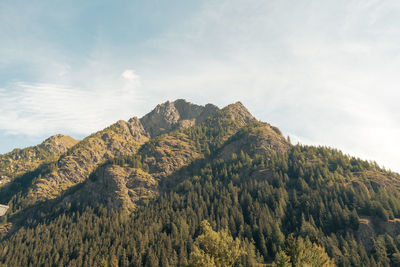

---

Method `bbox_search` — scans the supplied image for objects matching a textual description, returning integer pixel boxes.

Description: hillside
[0,100,400,266]
[0,134,79,187]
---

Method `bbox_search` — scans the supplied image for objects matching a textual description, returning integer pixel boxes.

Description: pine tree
[274,235,335,267]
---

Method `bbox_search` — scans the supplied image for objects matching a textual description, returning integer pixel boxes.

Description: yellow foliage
[188,220,246,267]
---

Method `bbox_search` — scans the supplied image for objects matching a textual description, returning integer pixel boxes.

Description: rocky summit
[140,99,219,137]
[0,100,400,267]
[0,134,79,187]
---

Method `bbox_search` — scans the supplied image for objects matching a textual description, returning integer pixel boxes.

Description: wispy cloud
[0,69,145,136]
[135,0,400,171]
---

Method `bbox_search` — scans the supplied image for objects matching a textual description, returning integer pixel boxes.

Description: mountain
[0,134,78,186]
[140,99,219,137]
[0,99,400,266]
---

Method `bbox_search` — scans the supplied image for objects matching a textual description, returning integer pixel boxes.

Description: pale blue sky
[1,0,400,171]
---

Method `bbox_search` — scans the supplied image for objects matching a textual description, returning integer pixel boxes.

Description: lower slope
[2,145,400,266]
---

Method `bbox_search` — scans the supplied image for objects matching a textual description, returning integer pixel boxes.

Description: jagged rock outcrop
[64,165,157,212]
[40,134,79,154]
[142,132,203,177]
[140,99,219,137]
[140,101,259,178]
[0,134,78,186]
[222,101,255,125]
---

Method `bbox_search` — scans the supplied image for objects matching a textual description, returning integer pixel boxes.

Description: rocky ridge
[140,99,219,137]
[59,100,275,211]
[0,134,78,187]
[2,100,246,213]
[27,118,150,203]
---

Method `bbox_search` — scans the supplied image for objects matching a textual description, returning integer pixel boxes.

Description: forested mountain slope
[0,100,400,266]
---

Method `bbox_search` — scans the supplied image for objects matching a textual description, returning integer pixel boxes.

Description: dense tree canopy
[188,220,247,267]
[0,144,400,266]
[274,234,335,267]
[1,109,400,267]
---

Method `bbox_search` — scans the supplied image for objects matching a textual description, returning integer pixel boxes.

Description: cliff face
[140,99,219,137]
[64,165,158,212]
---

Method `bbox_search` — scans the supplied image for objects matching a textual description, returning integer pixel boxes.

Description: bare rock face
[5,99,219,208]
[0,134,79,186]
[39,134,79,154]
[0,204,9,216]
[127,117,150,141]
[222,101,255,125]
[142,133,204,178]
[218,103,291,158]
[173,99,206,120]
[65,165,158,212]
[140,99,219,137]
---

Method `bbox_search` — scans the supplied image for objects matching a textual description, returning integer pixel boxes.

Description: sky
[1,0,400,172]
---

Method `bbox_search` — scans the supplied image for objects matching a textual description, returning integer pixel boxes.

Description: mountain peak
[0,134,79,186]
[222,101,255,125]
[39,134,79,155]
[140,99,219,137]
[42,134,78,147]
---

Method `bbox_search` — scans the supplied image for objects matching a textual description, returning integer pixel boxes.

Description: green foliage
[0,161,57,214]
[188,220,247,267]
[105,154,149,172]
[275,235,335,267]
[274,251,291,267]
[0,146,57,180]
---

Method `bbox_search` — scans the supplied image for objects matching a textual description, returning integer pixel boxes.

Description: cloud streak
[135,0,400,171]
[0,70,145,136]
